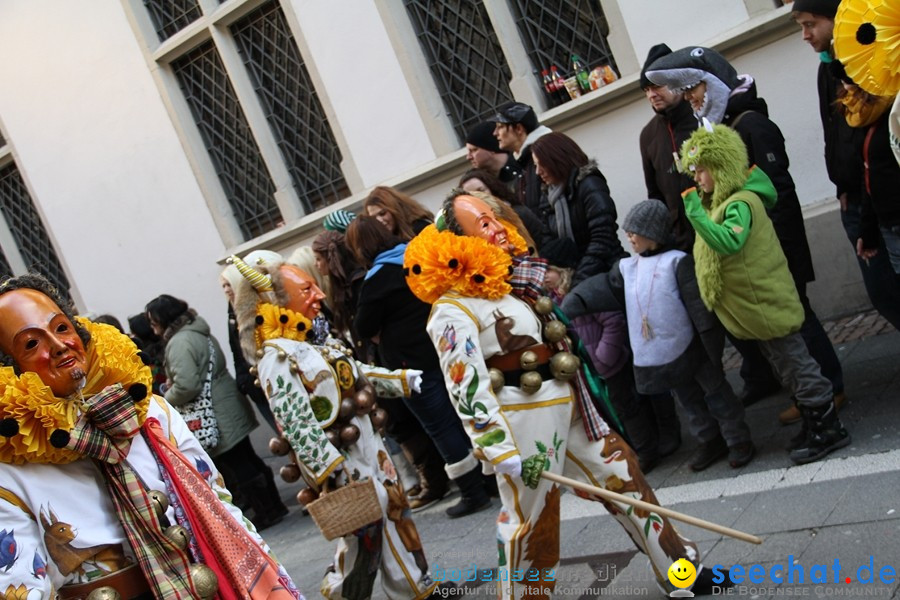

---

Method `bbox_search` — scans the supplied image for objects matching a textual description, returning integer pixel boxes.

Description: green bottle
[572,54,590,92]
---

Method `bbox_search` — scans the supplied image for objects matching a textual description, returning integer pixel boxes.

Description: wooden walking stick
[541,471,762,545]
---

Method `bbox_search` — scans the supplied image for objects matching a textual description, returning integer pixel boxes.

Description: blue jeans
[841,202,900,329]
[880,224,900,275]
[403,369,473,466]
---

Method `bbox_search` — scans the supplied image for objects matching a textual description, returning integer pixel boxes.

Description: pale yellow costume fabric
[256,339,435,600]
[428,292,700,599]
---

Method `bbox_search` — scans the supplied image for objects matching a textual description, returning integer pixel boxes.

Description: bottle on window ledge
[572,54,591,93]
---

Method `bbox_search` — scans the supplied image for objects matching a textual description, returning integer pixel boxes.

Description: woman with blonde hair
[364,186,433,241]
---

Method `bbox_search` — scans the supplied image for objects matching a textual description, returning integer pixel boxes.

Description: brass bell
[268,437,291,456]
[148,489,169,518]
[289,361,300,374]
[280,463,301,483]
[164,524,191,550]
[533,296,554,316]
[248,366,258,376]
[550,352,580,382]
[488,368,505,392]
[519,371,542,394]
[519,350,539,371]
[86,586,121,600]
[255,348,265,359]
[277,349,287,361]
[543,320,567,344]
[189,563,220,600]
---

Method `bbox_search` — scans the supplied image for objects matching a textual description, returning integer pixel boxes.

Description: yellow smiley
[667,558,697,589]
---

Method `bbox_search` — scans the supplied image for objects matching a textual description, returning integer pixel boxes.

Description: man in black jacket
[464,121,522,186]
[792,0,900,332]
[638,43,700,254]
[493,101,552,221]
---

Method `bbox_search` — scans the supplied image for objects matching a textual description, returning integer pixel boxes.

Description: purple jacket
[570,311,629,378]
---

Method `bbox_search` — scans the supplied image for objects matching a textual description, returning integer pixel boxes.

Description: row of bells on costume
[265,363,388,508]
[489,298,580,394]
[81,492,220,600]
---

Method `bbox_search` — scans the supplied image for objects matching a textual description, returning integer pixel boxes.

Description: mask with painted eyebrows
[452,195,513,253]
[0,288,87,396]
[279,265,326,319]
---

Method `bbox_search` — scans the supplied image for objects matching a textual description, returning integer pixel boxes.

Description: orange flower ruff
[0,319,152,465]
[404,224,513,304]
[499,219,529,257]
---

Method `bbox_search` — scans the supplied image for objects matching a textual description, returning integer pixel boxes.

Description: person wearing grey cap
[492,101,552,218]
[564,199,755,472]
[464,121,521,185]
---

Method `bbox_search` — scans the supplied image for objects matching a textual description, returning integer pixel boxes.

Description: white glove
[405,369,423,395]
[493,455,522,478]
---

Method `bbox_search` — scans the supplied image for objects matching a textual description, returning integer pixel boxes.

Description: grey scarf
[547,183,573,241]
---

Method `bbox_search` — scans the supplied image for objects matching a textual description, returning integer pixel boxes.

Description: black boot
[246,471,289,531]
[445,467,492,519]
[789,402,851,464]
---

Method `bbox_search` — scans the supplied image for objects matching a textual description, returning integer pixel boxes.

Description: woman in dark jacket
[145,294,287,530]
[531,132,628,286]
[346,216,493,518]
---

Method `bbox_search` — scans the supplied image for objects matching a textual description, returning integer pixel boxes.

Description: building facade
[0,0,867,349]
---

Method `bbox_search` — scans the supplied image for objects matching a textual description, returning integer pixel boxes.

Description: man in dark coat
[646,46,845,410]
[492,102,552,225]
[792,0,900,332]
[464,121,522,186]
[638,43,702,253]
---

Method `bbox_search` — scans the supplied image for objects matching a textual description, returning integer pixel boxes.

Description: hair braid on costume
[0,273,91,371]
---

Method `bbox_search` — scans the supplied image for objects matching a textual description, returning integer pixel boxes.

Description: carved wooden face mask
[0,288,87,396]
[453,195,513,253]
[279,265,326,320]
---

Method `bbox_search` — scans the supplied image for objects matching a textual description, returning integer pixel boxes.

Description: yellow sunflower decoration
[404,224,513,304]
[254,302,313,347]
[834,0,900,96]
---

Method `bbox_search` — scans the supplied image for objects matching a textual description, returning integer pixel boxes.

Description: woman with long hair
[145,294,288,530]
[363,186,433,241]
[346,216,493,518]
[531,132,627,287]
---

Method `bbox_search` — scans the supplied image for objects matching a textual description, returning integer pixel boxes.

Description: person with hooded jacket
[645,46,845,413]
[145,294,288,530]
[676,124,850,465]
[531,131,628,287]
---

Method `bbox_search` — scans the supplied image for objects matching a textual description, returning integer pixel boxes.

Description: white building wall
[0,1,230,346]
[286,0,437,188]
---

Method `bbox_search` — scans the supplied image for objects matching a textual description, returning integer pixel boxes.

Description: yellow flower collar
[403,223,517,304]
[254,303,312,348]
[0,319,153,465]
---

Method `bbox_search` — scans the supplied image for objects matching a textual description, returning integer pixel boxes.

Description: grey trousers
[759,332,833,409]
[673,357,751,446]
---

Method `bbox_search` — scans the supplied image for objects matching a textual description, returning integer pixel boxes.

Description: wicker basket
[307,479,382,540]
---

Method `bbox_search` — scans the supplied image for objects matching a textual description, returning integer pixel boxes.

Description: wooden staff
[541,471,762,545]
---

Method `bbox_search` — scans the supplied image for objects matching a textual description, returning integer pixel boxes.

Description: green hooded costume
[680,124,803,341]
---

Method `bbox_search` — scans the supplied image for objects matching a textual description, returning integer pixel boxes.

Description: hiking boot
[787,420,809,451]
[689,436,728,472]
[780,392,845,426]
[727,441,755,468]
[405,484,423,499]
[789,402,851,465]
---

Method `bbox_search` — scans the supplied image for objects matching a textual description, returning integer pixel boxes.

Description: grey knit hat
[623,200,670,245]
[323,209,356,233]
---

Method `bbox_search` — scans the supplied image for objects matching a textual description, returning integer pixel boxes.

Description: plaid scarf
[75,384,198,598]
[71,385,299,599]
[509,256,618,441]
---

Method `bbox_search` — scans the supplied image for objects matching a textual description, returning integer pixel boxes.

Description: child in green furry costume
[679,124,850,465]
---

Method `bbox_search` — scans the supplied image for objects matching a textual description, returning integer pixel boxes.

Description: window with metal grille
[0,248,12,281]
[509,0,617,88]
[0,163,72,300]
[232,1,348,215]
[143,0,203,42]
[404,0,514,142]
[172,41,282,240]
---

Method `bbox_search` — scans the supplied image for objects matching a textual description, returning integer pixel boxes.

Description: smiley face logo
[667,559,697,589]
